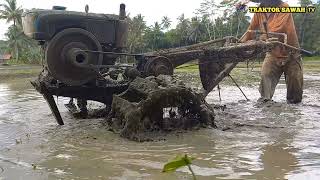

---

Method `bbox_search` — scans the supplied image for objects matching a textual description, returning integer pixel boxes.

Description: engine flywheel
[45,28,103,86]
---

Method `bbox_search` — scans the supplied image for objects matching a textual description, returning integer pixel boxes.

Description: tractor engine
[22,4,129,86]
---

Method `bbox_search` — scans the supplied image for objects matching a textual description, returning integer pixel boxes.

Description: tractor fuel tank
[22,4,128,49]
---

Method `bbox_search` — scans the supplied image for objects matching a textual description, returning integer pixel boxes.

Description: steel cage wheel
[144,56,173,76]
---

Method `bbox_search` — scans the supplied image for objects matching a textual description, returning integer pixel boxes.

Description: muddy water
[0,73,320,180]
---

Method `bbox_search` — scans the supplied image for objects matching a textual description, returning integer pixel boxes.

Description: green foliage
[303,56,320,61]
[0,0,41,64]
[294,1,320,52]
[162,154,194,172]
[127,0,251,54]
[0,0,23,26]
[161,16,171,30]
[126,0,319,55]
[0,40,7,54]
[127,14,147,53]
[144,22,166,50]
[163,154,197,179]
[4,25,41,64]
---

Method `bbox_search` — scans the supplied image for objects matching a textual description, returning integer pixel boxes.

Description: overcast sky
[0,0,306,40]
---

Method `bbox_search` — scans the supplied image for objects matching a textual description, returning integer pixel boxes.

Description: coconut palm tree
[0,0,25,61]
[0,0,23,26]
[5,25,35,61]
[161,16,171,30]
[176,14,191,46]
[188,17,203,43]
[5,25,23,61]
[127,14,147,54]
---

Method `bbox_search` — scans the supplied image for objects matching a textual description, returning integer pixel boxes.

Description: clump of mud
[106,75,216,141]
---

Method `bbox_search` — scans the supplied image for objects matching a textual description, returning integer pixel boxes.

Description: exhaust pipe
[119,3,126,20]
[116,4,128,49]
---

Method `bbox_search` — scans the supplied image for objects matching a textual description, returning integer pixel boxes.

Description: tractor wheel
[144,56,173,76]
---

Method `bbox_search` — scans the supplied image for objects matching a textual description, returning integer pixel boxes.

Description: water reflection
[253,141,298,179]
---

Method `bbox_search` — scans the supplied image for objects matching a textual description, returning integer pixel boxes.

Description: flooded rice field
[0,70,320,180]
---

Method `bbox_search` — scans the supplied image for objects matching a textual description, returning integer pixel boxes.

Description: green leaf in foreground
[162,154,195,172]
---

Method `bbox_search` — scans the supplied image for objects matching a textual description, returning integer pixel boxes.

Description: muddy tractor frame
[22,4,311,125]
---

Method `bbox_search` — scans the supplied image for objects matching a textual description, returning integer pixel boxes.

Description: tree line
[0,0,319,64]
[127,0,320,54]
[0,0,41,63]
[127,0,251,53]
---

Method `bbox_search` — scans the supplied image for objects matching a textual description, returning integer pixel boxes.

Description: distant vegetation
[126,0,250,53]
[0,40,7,54]
[0,0,41,64]
[0,0,319,64]
[127,0,320,54]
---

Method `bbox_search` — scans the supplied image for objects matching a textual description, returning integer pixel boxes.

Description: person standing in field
[241,0,303,103]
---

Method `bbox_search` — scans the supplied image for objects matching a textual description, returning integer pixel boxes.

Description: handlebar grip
[301,49,314,56]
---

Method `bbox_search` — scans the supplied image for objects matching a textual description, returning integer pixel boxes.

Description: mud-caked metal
[22,4,129,85]
[22,4,130,125]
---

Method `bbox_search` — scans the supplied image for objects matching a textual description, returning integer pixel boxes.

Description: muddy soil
[0,69,320,179]
[107,75,215,141]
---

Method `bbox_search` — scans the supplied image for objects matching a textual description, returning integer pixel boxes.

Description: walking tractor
[22,4,311,127]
